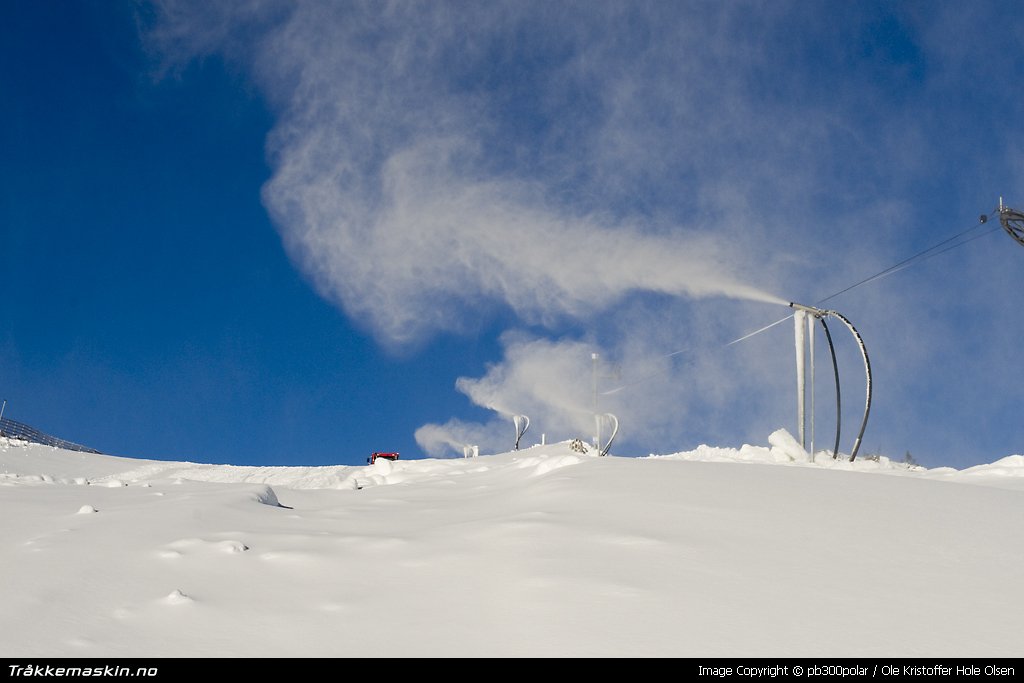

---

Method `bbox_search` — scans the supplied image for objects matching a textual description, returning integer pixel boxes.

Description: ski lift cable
[828,224,1002,295]
[814,214,998,307]
[601,208,1002,396]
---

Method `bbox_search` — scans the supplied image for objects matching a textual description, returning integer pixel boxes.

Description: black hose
[826,311,873,462]
[818,317,842,460]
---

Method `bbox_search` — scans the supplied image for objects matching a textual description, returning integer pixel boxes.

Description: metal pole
[592,353,600,449]
[794,311,807,449]
[809,319,815,461]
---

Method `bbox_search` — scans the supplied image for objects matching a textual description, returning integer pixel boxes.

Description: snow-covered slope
[2,433,1022,657]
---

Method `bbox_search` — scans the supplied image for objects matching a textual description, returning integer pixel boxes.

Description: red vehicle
[368,452,400,465]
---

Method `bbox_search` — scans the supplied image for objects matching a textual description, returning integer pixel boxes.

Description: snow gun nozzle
[789,301,827,318]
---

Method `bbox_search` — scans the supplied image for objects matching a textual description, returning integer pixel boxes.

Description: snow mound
[767,428,811,462]
[248,485,280,507]
[649,429,933,475]
[164,538,249,555]
[76,505,98,514]
[162,589,193,605]
[960,454,1024,477]
[516,454,583,477]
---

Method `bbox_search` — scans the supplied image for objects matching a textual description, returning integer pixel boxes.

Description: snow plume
[416,336,597,456]
[415,317,788,457]
[413,419,506,459]
[146,1,786,350]
[267,149,784,347]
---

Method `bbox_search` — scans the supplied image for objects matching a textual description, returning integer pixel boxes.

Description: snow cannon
[789,301,872,463]
[789,301,826,317]
[513,414,530,451]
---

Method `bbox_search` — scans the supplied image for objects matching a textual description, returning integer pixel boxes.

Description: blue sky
[2,1,1022,467]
